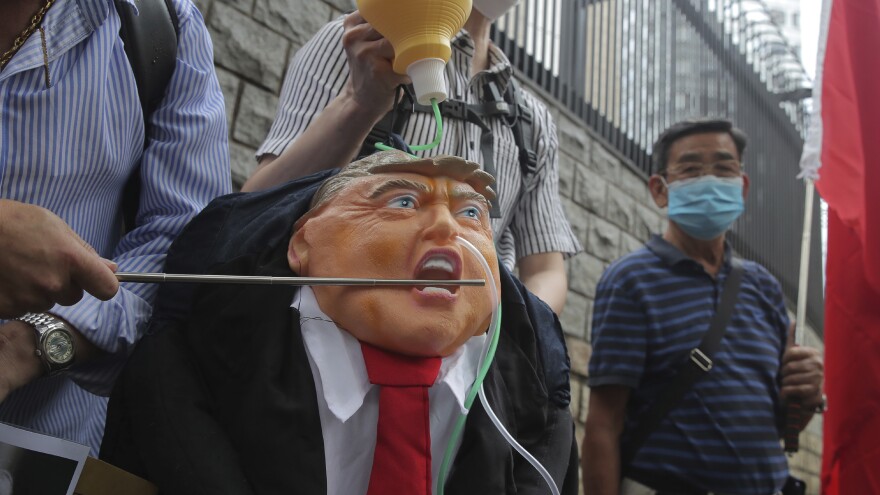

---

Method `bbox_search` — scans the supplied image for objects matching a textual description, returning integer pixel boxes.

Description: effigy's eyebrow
[368,179,431,199]
[450,189,491,209]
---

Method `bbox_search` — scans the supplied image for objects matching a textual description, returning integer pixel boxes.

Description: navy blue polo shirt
[588,235,790,495]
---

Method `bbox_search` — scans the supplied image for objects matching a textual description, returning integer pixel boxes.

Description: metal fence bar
[491,0,821,330]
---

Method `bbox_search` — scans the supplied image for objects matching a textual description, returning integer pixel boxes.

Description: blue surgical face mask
[664,175,745,240]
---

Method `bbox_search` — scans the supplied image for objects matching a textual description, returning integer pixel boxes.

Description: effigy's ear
[287,223,310,276]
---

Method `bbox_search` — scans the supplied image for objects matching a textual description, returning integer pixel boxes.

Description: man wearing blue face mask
[581,119,825,495]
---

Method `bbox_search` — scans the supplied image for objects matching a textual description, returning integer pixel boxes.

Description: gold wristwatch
[16,313,76,376]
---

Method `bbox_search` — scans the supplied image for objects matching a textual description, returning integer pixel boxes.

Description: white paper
[0,422,89,495]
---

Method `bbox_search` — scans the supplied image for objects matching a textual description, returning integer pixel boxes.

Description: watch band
[16,312,76,376]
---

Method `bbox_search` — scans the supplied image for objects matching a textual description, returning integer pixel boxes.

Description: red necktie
[360,342,442,495]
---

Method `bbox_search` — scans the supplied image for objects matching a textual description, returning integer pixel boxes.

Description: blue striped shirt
[0,0,230,453]
[588,235,790,495]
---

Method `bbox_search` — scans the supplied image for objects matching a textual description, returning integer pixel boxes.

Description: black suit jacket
[101,171,579,494]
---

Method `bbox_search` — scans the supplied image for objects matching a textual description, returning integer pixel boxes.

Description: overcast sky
[800,0,822,78]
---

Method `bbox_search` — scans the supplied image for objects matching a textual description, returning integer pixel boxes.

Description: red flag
[816,0,880,290]
[809,0,880,492]
[823,211,880,494]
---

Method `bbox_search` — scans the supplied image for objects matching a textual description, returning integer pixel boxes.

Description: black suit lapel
[444,269,562,495]
[444,359,516,493]
[187,264,328,495]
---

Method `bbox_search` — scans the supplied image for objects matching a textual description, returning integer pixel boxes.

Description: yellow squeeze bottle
[357,0,472,105]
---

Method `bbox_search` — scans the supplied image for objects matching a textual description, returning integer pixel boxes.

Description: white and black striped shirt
[258,18,581,271]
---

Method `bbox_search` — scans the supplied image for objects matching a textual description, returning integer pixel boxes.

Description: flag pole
[784,178,816,454]
[796,179,815,347]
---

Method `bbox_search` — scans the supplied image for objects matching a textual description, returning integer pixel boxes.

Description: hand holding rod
[116,272,485,287]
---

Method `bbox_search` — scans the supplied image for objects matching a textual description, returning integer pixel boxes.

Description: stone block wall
[193,0,355,186]
[195,0,823,491]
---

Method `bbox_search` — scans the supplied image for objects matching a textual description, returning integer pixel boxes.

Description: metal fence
[493,0,824,332]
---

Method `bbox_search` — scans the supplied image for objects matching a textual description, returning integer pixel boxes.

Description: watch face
[44,329,74,364]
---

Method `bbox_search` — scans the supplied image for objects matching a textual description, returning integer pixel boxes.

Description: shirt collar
[0,0,134,81]
[451,29,513,94]
[293,287,486,422]
[646,234,733,272]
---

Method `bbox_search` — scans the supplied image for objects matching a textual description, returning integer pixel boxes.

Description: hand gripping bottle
[357,0,472,105]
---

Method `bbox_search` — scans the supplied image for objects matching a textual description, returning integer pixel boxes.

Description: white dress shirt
[293,287,486,495]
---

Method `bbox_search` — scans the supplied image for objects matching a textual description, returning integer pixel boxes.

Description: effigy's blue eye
[388,195,418,209]
[459,206,481,219]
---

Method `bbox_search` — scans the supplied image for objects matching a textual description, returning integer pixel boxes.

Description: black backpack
[114,0,180,233]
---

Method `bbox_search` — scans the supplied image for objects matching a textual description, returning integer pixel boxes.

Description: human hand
[0,321,46,403]
[780,321,824,407]
[341,11,411,119]
[0,200,119,318]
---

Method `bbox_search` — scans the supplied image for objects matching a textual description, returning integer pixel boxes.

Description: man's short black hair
[652,118,748,175]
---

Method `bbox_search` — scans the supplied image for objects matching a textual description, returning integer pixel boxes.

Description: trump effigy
[100,150,578,494]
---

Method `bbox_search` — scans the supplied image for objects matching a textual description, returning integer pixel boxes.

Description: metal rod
[115,272,485,287]
[795,179,815,346]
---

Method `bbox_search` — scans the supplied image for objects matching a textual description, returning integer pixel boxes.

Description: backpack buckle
[520,149,538,174]
[439,99,468,120]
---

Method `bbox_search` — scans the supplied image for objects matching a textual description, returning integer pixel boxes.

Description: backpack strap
[116,0,180,136]
[359,85,416,159]
[115,0,180,233]
[503,78,539,182]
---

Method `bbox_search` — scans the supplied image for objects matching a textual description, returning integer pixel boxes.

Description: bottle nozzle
[407,58,448,105]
